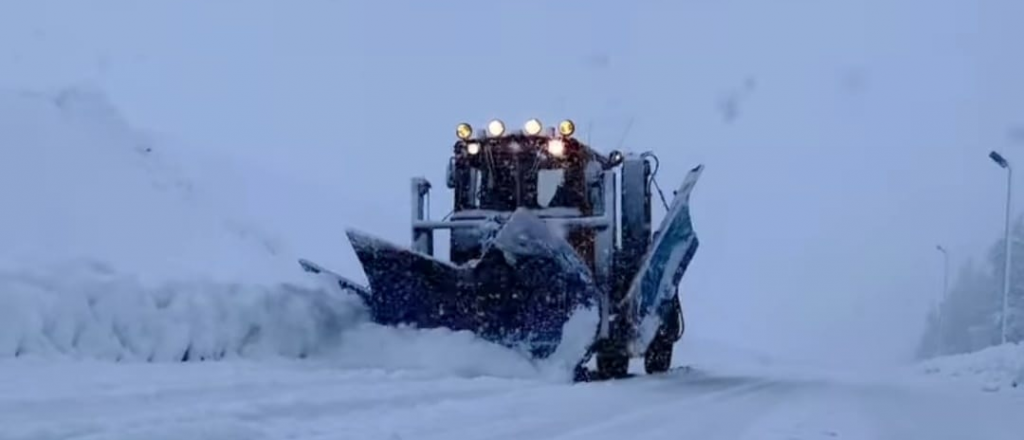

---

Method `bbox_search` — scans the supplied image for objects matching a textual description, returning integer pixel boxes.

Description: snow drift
[0,87,551,379]
[0,262,363,361]
[918,343,1024,393]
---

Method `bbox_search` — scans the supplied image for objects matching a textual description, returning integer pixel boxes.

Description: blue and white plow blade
[624,164,703,355]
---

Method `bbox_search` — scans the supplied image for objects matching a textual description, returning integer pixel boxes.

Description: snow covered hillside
[0,87,290,283]
[0,87,346,359]
[0,87,557,378]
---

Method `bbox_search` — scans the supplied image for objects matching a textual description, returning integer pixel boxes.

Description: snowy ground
[2,353,1024,440]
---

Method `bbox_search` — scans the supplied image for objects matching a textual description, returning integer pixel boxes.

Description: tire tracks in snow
[543,379,796,440]
[0,362,534,440]
[375,370,798,440]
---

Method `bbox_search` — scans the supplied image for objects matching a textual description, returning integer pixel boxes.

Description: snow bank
[918,343,1024,392]
[0,260,544,379]
[0,262,364,361]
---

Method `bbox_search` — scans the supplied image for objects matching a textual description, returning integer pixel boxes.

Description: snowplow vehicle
[300,118,703,381]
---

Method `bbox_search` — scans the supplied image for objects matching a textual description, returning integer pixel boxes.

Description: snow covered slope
[0,87,349,359]
[0,87,290,283]
[0,87,554,378]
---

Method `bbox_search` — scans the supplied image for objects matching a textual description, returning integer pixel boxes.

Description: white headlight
[466,142,481,155]
[487,119,505,137]
[524,118,543,135]
[547,139,565,157]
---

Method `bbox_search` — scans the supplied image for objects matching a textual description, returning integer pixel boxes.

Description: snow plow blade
[346,208,601,364]
[626,164,703,353]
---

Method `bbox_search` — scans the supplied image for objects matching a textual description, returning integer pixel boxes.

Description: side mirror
[603,150,625,169]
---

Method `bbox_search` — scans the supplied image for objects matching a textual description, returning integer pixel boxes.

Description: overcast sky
[2,0,1022,367]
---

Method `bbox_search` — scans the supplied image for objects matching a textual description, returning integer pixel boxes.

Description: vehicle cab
[447,118,594,214]
[440,119,623,267]
[408,118,646,300]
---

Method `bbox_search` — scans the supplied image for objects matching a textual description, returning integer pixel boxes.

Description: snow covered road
[3,359,1022,440]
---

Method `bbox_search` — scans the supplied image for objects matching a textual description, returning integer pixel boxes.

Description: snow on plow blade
[345,209,601,365]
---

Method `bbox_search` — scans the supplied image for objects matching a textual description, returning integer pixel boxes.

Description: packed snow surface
[2,357,1024,440]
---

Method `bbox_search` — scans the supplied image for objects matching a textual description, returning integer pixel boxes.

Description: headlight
[547,139,565,157]
[523,118,543,135]
[456,123,473,140]
[558,119,575,136]
[466,142,481,155]
[487,119,506,137]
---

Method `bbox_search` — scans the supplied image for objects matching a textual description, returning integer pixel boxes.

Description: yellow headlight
[456,123,473,140]
[524,118,543,136]
[487,119,506,137]
[558,119,575,136]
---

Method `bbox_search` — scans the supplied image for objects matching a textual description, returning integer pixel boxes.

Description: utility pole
[989,151,1012,345]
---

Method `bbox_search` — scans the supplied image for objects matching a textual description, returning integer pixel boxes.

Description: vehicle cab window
[536,168,565,208]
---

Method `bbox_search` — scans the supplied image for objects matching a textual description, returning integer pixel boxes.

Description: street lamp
[989,150,1012,345]
[935,244,950,355]
[936,245,949,301]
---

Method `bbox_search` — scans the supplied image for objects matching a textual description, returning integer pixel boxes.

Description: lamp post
[989,151,1012,345]
[936,245,949,301]
[935,244,950,355]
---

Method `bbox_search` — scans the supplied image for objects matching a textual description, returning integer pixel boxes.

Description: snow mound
[918,343,1024,392]
[0,262,545,379]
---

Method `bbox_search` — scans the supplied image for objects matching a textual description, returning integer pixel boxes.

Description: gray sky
[2,0,1022,367]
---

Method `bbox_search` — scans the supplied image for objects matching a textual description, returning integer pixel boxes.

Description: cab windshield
[536,169,565,208]
[473,156,580,211]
